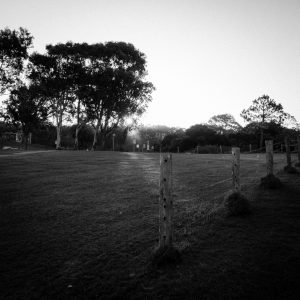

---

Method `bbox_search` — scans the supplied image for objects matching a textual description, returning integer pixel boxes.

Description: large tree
[80,42,154,150]
[240,95,292,148]
[46,42,88,149]
[0,27,33,95]
[4,85,48,149]
[34,42,154,150]
[28,41,154,150]
[29,48,78,149]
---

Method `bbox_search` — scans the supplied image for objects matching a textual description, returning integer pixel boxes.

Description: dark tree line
[159,107,298,153]
[0,27,154,150]
[1,28,298,152]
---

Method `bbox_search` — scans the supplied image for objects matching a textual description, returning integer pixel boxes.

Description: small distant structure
[16,131,22,143]
[0,132,17,149]
[0,131,32,150]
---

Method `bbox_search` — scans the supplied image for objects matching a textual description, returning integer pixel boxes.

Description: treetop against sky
[0,0,299,128]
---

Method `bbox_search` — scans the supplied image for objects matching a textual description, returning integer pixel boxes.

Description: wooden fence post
[265,140,274,175]
[159,153,173,250]
[232,147,240,192]
[285,137,291,168]
[249,144,252,153]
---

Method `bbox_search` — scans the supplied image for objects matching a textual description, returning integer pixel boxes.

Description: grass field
[0,151,299,299]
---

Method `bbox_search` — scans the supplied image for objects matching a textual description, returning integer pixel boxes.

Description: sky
[1,0,300,128]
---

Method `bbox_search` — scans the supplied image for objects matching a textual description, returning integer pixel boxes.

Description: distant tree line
[130,113,298,154]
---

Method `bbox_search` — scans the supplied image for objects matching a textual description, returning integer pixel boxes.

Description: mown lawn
[0,151,299,299]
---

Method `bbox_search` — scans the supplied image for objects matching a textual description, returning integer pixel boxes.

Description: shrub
[260,174,282,189]
[224,191,251,216]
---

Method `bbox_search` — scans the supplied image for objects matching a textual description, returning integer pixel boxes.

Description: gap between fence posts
[265,140,274,175]
[232,147,240,192]
[159,153,173,250]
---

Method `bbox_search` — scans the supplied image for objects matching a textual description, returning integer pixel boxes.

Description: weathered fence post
[285,137,291,168]
[224,147,250,216]
[265,140,274,175]
[260,140,281,188]
[232,147,240,192]
[159,153,173,250]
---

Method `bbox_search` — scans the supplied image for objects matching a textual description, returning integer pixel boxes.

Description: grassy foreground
[0,151,299,299]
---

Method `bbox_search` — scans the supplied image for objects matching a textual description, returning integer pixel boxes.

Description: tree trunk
[56,125,61,149]
[56,112,63,150]
[23,133,29,150]
[74,100,82,150]
[74,126,80,150]
[101,136,106,150]
[92,128,98,151]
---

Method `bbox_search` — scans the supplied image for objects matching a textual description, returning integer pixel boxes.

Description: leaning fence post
[285,137,291,168]
[265,140,274,175]
[159,153,173,250]
[232,147,240,192]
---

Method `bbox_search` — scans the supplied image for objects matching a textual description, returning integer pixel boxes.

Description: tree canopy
[240,95,295,148]
[72,42,154,149]
[208,114,242,134]
[4,85,48,148]
[26,41,154,149]
[0,27,33,94]
[240,95,288,125]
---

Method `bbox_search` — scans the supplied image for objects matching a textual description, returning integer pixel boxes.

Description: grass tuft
[224,191,251,217]
[260,174,282,189]
[151,245,181,267]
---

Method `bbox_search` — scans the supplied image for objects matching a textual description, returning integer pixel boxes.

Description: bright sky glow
[1,0,299,128]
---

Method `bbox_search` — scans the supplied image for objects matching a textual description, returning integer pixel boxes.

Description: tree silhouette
[0,27,33,95]
[241,95,291,148]
[78,42,154,150]
[29,49,78,149]
[4,85,48,149]
[208,114,241,134]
